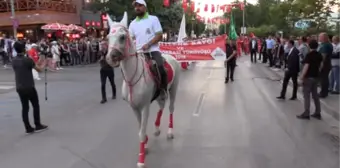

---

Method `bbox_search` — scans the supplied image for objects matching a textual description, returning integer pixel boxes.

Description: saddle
[144,54,173,102]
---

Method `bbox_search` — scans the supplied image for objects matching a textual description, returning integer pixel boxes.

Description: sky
[194,0,258,18]
[194,0,339,18]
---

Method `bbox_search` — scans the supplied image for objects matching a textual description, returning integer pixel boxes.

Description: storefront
[80,11,102,38]
[0,10,80,41]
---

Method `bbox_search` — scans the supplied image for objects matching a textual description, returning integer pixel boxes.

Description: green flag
[228,12,238,40]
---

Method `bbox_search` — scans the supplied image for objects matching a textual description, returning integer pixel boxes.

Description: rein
[109,25,146,104]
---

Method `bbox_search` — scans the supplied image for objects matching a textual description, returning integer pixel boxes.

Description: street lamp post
[10,0,17,40]
[242,0,247,28]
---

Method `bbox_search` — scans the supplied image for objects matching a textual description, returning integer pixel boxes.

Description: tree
[156,3,183,33]
[218,0,339,37]
[335,4,340,35]
[87,0,196,35]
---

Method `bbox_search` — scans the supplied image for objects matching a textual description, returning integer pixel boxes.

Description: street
[0,56,339,168]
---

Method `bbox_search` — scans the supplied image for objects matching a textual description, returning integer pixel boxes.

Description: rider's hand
[142,43,150,51]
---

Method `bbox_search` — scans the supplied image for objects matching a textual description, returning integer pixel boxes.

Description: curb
[266,66,339,121]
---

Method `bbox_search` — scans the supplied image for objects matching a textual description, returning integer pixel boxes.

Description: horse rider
[129,0,167,99]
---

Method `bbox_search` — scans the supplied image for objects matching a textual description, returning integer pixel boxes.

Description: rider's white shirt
[129,13,163,52]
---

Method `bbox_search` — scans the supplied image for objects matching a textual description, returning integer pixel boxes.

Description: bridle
[108,25,136,59]
[108,25,146,103]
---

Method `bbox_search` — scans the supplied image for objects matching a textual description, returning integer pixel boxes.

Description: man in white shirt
[129,0,167,97]
[298,36,309,61]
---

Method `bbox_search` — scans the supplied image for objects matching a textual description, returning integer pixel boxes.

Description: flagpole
[242,0,245,34]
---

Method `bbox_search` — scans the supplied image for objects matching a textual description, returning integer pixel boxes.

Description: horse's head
[106,12,132,67]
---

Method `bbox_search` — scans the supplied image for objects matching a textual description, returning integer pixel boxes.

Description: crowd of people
[0,36,109,78]
[243,33,339,119]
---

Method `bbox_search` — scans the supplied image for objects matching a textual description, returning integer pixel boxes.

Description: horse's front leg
[137,104,150,168]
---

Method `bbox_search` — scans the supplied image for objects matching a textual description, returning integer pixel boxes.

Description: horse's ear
[120,12,128,27]
[106,14,115,28]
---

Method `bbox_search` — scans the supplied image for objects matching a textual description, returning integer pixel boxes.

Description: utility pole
[10,0,17,40]
[242,0,245,35]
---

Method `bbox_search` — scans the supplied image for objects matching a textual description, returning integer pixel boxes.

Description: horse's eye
[119,35,125,42]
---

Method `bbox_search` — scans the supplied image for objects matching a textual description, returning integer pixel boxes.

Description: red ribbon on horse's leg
[155,109,163,127]
[138,142,146,164]
[138,135,148,165]
[169,113,173,128]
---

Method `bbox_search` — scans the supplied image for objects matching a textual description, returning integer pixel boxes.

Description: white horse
[105,12,181,168]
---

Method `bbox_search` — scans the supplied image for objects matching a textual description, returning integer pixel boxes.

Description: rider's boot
[158,65,168,99]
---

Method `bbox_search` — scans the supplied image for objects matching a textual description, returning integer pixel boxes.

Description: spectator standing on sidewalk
[60,39,71,66]
[25,39,32,51]
[51,41,62,70]
[0,38,9,69]
[330,35,340,94]
[277,40,300,100]
[266,35,275,67]
[69,39,78,65]
[318,33,333,98]
[297,40,323,120]
[260,37,267,63]
[273,38,284,69]
[298,36,309,61]
[12,41,48,133]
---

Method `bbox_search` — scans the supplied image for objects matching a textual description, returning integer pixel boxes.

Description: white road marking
[0,85,15,90]
[193,92,206,117]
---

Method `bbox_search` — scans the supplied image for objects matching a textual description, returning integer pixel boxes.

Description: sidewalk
[266,65,339,120]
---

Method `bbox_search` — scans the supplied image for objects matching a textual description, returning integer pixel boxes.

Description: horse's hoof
[154,129,161,136]
[167,133,174,140]
[137,162,146,168]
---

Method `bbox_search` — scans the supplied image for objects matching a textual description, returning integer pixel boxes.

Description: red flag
[211,4,215,13]
[163,0,170,7]
[190,1,195,12]
[250,32,255,38]
[213,18,218,24]
[196,2,201,12]
[226,5,232,13]
[239,2,244,10]
[182,0,187,10]
[220,4,226,12]
[204,4,208,12]
[196,15,202,20]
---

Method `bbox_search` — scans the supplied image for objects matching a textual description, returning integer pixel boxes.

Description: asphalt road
[0,57,338,168]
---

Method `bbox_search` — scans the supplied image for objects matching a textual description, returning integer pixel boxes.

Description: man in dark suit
[260,37,267,63]
[249,37,258,63]
[277,40,300,100]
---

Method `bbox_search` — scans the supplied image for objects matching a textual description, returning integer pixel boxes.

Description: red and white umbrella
[67,24,86,32]
[41,23,71,31]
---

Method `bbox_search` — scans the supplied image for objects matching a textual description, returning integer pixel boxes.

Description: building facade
[0,0,93,40]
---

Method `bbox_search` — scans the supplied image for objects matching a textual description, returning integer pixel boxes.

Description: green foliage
[223,0,339,37]
[247,25,278,37]
[86,0,206,36]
